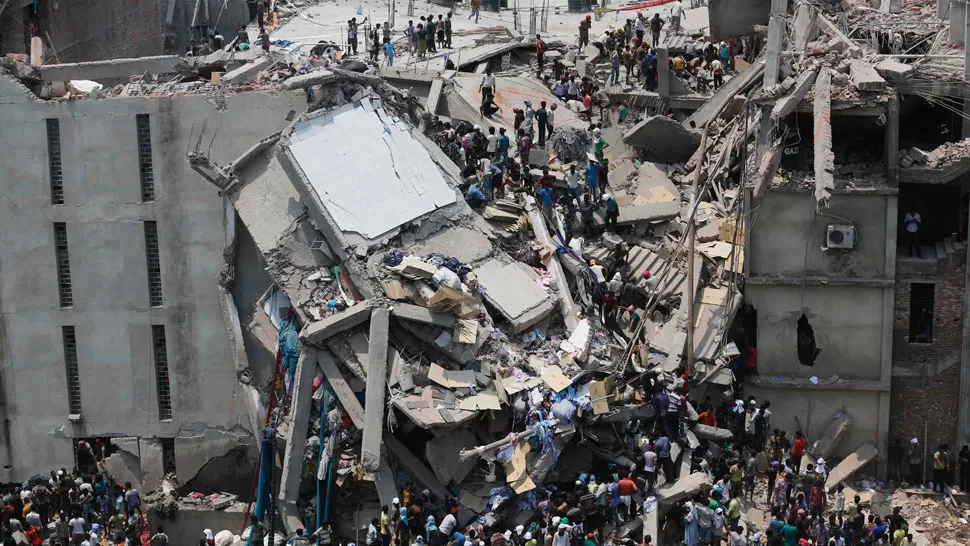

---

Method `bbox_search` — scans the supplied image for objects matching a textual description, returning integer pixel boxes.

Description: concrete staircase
[897,235,966,276]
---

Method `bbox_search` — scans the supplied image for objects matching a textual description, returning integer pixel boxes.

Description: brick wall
[890,265,965,455]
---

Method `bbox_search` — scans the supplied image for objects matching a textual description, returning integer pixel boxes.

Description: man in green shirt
[781,522,798,546]
[593,130,609,162]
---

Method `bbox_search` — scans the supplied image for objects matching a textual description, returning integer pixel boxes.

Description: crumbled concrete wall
[175,427,252,491]
[139,438,165,492]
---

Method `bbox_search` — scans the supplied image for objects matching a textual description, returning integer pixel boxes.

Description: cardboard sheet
[428,363,476,389]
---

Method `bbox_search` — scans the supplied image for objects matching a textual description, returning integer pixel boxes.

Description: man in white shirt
[564,164,582,201]
[486,127,498,156]
[480,68,496,105]
[669,0,683,32]
[904,209,922,257]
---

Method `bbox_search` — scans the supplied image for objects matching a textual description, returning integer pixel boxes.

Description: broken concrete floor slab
[623,115,701,164]
[475,259,556,333]
[825,443,878,491]
[301,301,374,345]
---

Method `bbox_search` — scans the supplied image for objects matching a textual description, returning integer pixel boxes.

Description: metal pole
[686,126,710,376]
[266,427,277,546]
[315,388,330,531]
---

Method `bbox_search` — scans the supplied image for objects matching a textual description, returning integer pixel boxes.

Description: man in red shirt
[617,475,638,521]
[791,430,807,474]
[536,34,547,76]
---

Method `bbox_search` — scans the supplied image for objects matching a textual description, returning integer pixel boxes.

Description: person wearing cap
[551,523,569,546]
[908,437,923,485]
[523,101,535,138]
[602,194,619,231]
[718,41,731,71]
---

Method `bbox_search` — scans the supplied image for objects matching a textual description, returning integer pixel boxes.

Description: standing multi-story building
[0,70,304,489]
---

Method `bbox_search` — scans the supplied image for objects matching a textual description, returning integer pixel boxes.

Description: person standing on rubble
[480,68,495,105]
[347,20,359,55]
[670,0,684,33]
[469,0,480,24]
[933,444,950,493]
[642,49,657,91]
[518,129,532,168]
[584,160,599,201]
[536,34,547,75]
[444,13,453,47]
[436,15,446,49]
[384,41,395,65]
[535,102,549,147]
[603,195,619,231]
[426,16,437,53]
[405,20,416,51]
[633,14,644,43]
[609,49,621,86]
[710,58,724,90]
[649,14,664,46]
[383,22,392,45]
[579,15,591,49]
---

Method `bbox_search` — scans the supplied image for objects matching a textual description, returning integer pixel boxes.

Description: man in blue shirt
[465,184,486,209]
[642,49,658,91]
[654,435,672,483]
[585,160,599,201]
[497,127,510,163]
[540,187,554,219]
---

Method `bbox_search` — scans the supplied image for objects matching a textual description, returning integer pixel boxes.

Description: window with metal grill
[152,325,173,420]
[144,221,163,307]
[908,282,935,343]
[53,223,73,308]
[47,119,64,205]
[136,114,155,202]
[62,326,82,414]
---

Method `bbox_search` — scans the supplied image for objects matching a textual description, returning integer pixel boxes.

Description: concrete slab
[301,301,373,345]
[391,303,459,328]
[223,57,271,85]
[623,116,701,164]
[814,69,834,205]
[874,59,913,80]
[693,424,734,442]
[288,102,457,242]
[825,443,878,491]
[656,472,712,507]
[361,308,390,473]
[475,259,555,333]
[809,410,853,460]
[770,67,818,122]
[427,430,479,484]
[383,433,447,499]
[138,438,164,492]
[850,60,887,92]
[427,78,445,115]
[318,349,366,429]
[38,55,185,82]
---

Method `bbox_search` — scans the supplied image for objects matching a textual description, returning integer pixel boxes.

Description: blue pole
[254,433,273,519]
[316,387,331,530]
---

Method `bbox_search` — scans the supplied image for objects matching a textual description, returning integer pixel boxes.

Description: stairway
[897,235,966,276]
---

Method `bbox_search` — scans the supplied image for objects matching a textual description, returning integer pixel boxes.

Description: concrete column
[886,94,899,185]
[942,0,951,18]
[278,346,319,506]
[878,194,898,480]
[361,307,389,474]
[657,48,670,97]
[757,0,787,161]
[951,0,966,46]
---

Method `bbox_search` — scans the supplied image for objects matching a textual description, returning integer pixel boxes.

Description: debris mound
[548,126,592,163]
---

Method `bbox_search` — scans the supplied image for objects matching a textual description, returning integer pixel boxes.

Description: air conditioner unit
[826,225,855,249]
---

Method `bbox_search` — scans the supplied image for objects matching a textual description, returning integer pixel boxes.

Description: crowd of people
[0,446,158,546]
[348,388,933,546]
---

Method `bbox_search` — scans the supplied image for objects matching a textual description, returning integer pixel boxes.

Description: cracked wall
[0,89,307,481]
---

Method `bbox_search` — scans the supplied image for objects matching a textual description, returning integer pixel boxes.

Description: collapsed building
[5,0,970,542]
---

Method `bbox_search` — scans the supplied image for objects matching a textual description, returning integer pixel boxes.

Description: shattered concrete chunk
[300,301,374,345]
[850,60,886,92]
[623,116,701,164]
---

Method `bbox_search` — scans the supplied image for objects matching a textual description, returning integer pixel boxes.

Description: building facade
[0,73,305,486]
